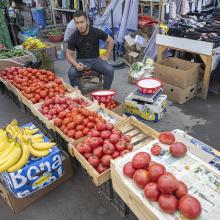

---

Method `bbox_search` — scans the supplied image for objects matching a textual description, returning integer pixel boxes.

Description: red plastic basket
[47,34,64,42]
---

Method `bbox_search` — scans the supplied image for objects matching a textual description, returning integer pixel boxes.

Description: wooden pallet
[111,163,159,220]
[68,117,159,186]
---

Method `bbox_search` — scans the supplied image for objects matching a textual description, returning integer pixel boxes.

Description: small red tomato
[101,155,112,168]
[151,144,162,156]
[112,151,120,159]
[88,155,100,168]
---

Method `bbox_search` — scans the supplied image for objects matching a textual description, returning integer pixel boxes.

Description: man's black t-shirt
[68,27,108,59]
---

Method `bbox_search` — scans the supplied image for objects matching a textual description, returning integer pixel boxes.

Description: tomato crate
[86,104,125,125]
[68,117,159,186]
[111,131,220,220]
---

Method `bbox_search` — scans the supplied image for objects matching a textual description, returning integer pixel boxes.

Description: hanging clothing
[0,9,13,48]
[181,0,190,15]
[117,0,132,43]
[126,0,139,31]
[170,1,177,19]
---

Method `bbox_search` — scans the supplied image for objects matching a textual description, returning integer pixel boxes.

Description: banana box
[125,94,167,123]
[1,123,64,198]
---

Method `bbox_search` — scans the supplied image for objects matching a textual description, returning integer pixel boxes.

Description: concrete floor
[0,59,219,220]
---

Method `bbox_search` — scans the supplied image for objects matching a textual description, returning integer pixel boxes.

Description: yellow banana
[0,147,21,173]
[30,145,49,158]
[31,137,44,143]
[24,128,39,135]
[7,142,31,173]
[32,134,43,139]
[0,136,8,151]
[32,142,56,150]
[0,141,15,163]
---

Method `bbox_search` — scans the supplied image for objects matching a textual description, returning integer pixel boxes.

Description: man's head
[73,10,88,34]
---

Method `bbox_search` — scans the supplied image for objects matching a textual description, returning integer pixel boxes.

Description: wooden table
[156,34,214,99]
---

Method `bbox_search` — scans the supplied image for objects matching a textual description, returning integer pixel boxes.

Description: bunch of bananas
[0,120,56,173]
[22,37,47,49]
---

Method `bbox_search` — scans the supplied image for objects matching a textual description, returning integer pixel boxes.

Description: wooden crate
[111,132,220,220]
[116,117,159,150]
[111,162,158,220]
[68,117,159,186]
[87,104,125,125]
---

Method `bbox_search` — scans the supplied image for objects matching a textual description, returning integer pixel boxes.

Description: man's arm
[101,35,114,61]
[66,49,78,66]
[66,49,84,71]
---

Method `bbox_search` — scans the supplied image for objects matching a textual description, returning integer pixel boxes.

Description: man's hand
[75,63,85,71]
[100,55,109,61]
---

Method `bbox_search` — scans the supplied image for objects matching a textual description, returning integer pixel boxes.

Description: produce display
[0,120,56,173]
[22,37,47,49]
[75,123,134,173]
[123,151,201,218]
[0,49,28,59]
[0,67,68,103]
[39,96,90,120]
[151,131,187,157]
[54,108,107,139]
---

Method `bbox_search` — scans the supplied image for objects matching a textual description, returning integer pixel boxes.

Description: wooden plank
[130,117,159,139]
[111,166,159,220]
[131,133,147,145]
[201,55,212,99]
[156,34,214,56]
[134,136,154,149]
[126,129,140,137]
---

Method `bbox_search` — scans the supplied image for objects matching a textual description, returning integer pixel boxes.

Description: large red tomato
[123,162,136,178]
[148,163,166,182]
[157,173,178,194]
[132,152,151,169]
[144,182,160,201]
[170,142,187,157]
[178,195,201,219]
[174,181,188,199]
[158,194,178,214]
[133,169,150,189]
[159,132,175,145]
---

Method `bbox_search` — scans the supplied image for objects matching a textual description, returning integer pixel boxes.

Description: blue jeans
[68,58,114,91]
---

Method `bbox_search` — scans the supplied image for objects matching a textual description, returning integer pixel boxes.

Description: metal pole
[110,9,116,61]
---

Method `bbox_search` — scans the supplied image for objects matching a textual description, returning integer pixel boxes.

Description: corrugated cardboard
[154,57,200,89]
[1,123,63,198]
[162,82,197,104]
[0,151,73,213]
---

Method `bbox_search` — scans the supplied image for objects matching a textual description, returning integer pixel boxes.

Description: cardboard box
[125,94,167,122]
[1,123,63,198]
[162,82,197,104]
[0,151,73,213]
[154,57,200,89]
[124,51,140,65]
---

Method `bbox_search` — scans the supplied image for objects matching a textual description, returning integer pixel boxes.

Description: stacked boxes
[125,89,167,123]
[154,57,200,104]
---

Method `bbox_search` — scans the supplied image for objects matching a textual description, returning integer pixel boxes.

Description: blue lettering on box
[1,123,64,198]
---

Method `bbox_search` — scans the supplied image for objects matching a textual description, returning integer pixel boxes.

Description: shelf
[53,8,76,13]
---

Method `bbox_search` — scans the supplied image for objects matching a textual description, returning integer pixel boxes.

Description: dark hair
[73,10,87,19]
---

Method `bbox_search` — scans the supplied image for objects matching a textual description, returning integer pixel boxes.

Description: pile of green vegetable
[0,49,28,59]
[48,29,63,36]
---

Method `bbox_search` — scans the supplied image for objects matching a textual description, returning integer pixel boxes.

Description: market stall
[0,1,220,220]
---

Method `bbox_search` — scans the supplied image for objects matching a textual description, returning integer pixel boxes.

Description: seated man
[66,10,115,91]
